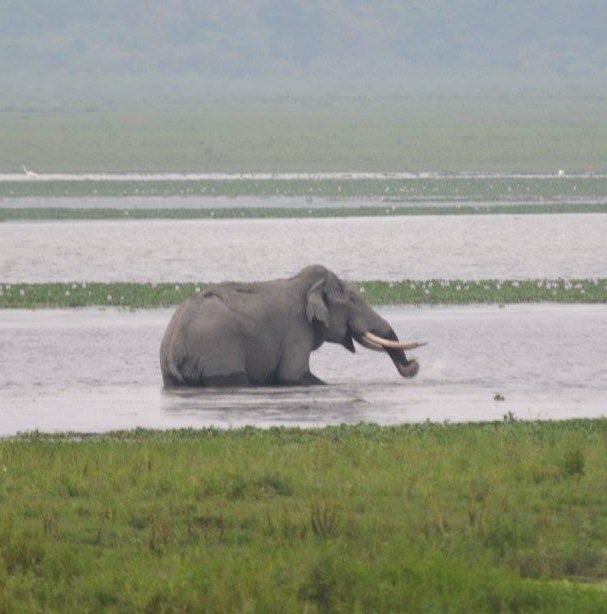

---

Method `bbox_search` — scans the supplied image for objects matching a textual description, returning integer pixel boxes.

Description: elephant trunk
[352,323,421,378]
[347,296,424,379]
[380,328,420,378]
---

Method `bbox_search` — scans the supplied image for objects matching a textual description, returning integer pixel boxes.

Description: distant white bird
[22,165,38,178]
[557,169,565,177]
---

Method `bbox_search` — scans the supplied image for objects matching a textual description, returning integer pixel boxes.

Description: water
[0,196,358,210]
[9,196,603,210]
[1,214,605,282]
[3,172,607,182]
[1,305,605,436]
[4,196,606,210]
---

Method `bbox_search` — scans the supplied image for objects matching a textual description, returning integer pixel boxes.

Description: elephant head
[302,266,423,378]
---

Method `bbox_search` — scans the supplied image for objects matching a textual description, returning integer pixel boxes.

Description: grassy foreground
[1,422,607,612]
[1,279,605,309]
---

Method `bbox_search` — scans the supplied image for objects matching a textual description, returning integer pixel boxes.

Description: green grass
[2,202,607,222]
[1,279,605,309]
[3,99,607,174]
[2,176,607,200]
[1,422,607,612]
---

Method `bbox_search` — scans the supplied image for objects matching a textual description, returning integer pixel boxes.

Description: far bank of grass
[1,421,606,612]
[1,279,605,309]
[3,99,607,173]
[2,177,607,201]
[2,202,607,221]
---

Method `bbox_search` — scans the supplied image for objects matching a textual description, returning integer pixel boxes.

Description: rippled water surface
[1,305,605,436]
[1,214,604,282]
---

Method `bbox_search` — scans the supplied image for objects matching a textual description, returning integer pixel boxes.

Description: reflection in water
[1,305,605,435]
[1,214,606,282]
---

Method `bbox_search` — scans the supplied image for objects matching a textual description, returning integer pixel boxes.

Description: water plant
[1,279,605,309]
[1,201,606,221]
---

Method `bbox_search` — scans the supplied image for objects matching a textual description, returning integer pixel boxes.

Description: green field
[2,99,607,174]
[1,279,606,309]
[1,422,607,612]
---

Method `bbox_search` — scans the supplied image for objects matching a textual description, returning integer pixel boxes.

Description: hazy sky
[1,1,606,100]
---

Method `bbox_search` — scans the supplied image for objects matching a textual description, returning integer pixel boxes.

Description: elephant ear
[306,279,330,327]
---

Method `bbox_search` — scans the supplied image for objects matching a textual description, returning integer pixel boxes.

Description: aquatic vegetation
[0,422,606,611]
[2,176,607,202]
[1,201,607,221]
[361,278,607,306]
[1,279,605,309]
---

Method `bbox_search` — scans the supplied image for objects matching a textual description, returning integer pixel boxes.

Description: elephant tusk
[358,336,384,351]
[363,331,427,351]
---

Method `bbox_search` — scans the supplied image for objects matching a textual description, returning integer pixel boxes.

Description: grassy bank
[1,422,607,612]
[1,279,605,309]
[2,176,607,200]
[2,202,607,222]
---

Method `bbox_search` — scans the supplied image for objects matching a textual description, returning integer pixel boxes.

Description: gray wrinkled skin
[160,265,419,387]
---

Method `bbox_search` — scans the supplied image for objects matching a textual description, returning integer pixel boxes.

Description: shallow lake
[1,214,605,282]
[1,305,605,436]
[3,196,605,209]
[1,195,366,210]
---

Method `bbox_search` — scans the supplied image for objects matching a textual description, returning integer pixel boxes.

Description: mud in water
[1,214,606,282]
[1,305,605,435]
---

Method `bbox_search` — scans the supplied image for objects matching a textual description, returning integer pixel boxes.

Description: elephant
[160,265,426,388]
